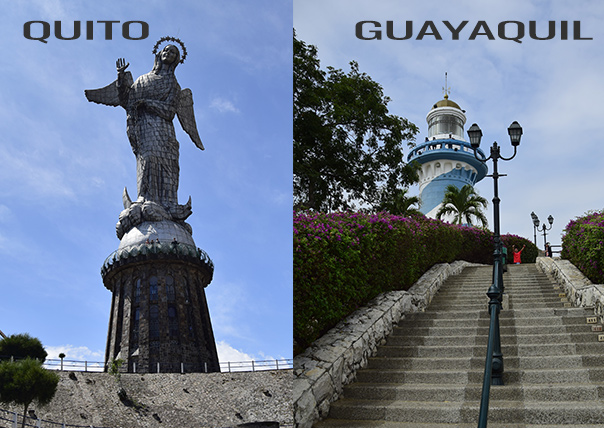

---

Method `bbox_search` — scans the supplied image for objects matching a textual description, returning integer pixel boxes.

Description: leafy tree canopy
[436,184,488,227]
[0,358,59,428]
[0,333,47,362]
[294,31,419,212]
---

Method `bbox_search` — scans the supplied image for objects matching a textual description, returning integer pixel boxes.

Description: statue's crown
[152,36,187,64]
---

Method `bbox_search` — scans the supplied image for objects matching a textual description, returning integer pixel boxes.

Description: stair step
[325,399,604,424]
[392,324,594,337]
[386,332,601,347]
[343,382,603,402]
[354,367,604,385]
[402,316,593,328]
[377,342,604,357]
[407,307,592,321]
[431,295,570,303]
[367,354,604,370]
[316,422,604,428]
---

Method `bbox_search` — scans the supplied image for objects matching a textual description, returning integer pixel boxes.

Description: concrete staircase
[314,264,604,427]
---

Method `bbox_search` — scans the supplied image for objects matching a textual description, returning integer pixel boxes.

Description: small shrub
[108,358,124,383]
[562,210,604,283]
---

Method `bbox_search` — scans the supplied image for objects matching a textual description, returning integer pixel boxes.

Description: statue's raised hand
[116,58,130,74]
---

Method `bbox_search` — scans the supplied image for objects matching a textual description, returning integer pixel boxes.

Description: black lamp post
[469,121,522,426]
[531,212,554,250]
[531,212,540,247]
[540,214,554,249]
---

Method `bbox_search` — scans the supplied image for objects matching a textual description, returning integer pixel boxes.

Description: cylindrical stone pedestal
[101,221,219,373]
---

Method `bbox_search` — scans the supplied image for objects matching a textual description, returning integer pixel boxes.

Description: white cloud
[210,97,240,114]
[216,340,254,363]
[45,345,103,362]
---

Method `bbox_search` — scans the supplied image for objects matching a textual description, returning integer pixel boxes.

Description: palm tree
[436,184,488,227]
[377,188,422,216]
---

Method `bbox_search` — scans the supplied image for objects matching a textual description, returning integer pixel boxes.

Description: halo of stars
[152,36,187,64]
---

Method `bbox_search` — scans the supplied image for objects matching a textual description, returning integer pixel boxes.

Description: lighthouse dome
[432,96,462,110]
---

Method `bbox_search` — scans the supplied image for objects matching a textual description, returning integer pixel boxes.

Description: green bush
[0,334,47,362]
[294,211,536,355]
[561,210,604,283]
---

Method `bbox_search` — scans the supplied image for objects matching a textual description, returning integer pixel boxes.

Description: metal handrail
[0,407,292,428]
[477,257,504,427]
[44,358,293,373]
[0,356,293,374]
[470,121,521,427]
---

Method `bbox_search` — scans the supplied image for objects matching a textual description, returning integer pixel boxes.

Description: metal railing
[0,356,292,374]
[550,244,562,256]
[470,120,522,427]
[42,358,292,373]
[477,256,505,427]
[43,359,104,372]
[220,359,293,372]
[0,408,112,428]
[0,408,292,428]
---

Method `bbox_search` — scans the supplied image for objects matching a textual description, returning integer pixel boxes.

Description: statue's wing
[176,88,204,150]
[84,72,133,107]
[85,80,120,106]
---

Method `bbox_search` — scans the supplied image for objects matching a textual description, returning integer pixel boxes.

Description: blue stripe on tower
[419,170,476,215]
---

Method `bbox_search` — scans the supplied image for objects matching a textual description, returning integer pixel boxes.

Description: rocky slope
[4,370,292,428]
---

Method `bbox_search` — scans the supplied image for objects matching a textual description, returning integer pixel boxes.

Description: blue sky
[295,0,604,252]
[0,0,292,365]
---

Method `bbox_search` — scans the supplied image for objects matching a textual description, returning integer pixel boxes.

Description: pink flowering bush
[294,210,536,354]
[561,210,604,283]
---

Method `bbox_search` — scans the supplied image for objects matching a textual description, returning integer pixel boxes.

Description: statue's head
[160,45,180,66]
[152,45,181,74]
[151,37,187,75]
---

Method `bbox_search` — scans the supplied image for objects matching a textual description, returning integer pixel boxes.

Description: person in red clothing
[512,244,526,264]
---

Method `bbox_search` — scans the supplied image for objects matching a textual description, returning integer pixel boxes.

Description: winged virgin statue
[85,39,203,239]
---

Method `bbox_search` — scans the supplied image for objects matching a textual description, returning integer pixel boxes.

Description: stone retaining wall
[537,257,604,320]
[293,260,484,428]
[4,370,292,428]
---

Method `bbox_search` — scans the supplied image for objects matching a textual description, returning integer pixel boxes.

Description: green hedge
[293,211,537,355]
[561,210,604,283]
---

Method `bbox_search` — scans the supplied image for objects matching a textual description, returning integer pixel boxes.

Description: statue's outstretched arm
[116,58,133,107]
[84,59,132,107]
[176,88,204,150]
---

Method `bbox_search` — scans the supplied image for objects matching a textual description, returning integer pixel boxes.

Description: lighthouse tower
[407,92,488,219]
